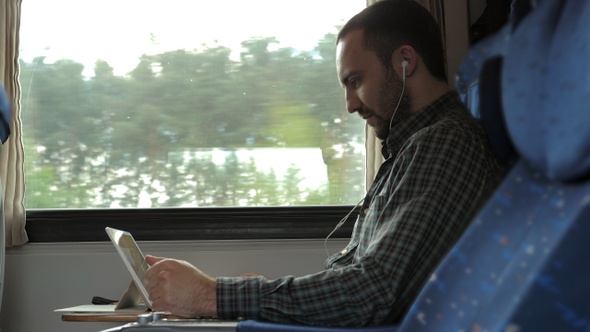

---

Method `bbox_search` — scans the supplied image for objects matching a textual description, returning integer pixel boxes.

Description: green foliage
[20,32,365,208]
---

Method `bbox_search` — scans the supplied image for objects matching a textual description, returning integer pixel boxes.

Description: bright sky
[20,0,366,77]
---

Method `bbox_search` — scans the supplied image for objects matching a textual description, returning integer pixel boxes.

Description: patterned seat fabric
[398,162,590,331]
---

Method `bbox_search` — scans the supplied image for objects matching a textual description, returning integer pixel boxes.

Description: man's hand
[145,255,217,318]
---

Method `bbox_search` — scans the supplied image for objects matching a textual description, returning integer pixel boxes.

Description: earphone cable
[388,63,407,130]
[324,198,364,258]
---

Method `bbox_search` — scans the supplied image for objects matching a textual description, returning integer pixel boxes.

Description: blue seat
[0,82,10,313]
[0,84,10,144]
[398,162,590,331]
[237,0,590,331]
[237,320,395,332]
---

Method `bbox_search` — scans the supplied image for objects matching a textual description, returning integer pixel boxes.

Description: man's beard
[373,70,411,140]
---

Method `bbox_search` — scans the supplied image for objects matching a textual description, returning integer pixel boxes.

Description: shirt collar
[382,90,463,159]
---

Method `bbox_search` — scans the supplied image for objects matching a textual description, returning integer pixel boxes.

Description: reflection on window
[19,0,366,208]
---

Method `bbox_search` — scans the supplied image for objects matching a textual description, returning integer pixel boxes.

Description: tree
[20,33,364,208]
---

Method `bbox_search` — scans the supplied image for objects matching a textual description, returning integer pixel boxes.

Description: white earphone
[402,60,408,81]
[389,60,408,130]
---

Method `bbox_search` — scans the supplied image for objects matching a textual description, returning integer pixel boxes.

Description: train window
[19,0,367,210]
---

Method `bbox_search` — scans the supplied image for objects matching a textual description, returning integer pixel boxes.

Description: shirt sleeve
[216,122,499,326]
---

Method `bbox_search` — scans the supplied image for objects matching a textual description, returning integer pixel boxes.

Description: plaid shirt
[217,91,504,326]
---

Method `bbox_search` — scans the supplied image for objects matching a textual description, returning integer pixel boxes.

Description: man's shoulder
[415,105,485,143]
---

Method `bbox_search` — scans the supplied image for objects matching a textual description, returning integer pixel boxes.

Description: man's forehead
[336,30,371,80]
[336,30,365,69]
[337,30,364,55]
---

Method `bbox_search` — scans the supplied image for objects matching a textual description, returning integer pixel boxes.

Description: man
[145,0,503,327]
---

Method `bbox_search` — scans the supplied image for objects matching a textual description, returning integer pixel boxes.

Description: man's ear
[392,45,417,78]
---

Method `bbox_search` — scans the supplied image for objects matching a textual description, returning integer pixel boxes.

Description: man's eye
[350,79,359,88]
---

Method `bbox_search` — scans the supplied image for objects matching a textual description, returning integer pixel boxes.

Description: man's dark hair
[337,0,447,83]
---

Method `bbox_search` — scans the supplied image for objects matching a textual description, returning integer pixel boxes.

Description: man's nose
[346,90,362,114]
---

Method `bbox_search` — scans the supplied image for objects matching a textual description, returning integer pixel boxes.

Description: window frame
[25,206,359,242]
[17,0,369,244]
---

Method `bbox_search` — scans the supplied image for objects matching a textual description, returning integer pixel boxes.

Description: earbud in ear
[401,60,408,81]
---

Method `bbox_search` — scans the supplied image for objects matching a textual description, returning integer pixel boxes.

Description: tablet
[105,227,153,309]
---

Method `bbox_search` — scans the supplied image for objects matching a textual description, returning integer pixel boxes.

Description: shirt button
[363,208,369,214]
[340,249,348,255]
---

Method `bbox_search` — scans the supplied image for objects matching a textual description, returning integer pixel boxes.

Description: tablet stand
[115,280,149,311]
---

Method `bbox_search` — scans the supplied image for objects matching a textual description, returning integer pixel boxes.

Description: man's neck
[409,80,450,113]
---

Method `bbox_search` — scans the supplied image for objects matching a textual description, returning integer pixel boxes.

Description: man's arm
[216,125,500,326]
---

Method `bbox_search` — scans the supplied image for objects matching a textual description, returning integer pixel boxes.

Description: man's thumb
[145,255,165,266]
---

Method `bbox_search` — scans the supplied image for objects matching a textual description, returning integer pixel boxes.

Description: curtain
[1,0,28,246]
[364,0,446,190]
[417,0,445,32]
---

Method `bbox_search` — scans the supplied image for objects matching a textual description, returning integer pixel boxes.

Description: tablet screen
[105,227,153,308]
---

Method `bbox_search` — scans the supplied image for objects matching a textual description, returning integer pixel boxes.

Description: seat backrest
[456,31,517,168]
[398,164,590,331]
[398,1,590,331]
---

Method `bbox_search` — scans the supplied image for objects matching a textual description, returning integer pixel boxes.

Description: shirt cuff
[216,276,261,320]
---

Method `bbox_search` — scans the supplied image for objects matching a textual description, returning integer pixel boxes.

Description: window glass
[19,0,366,209]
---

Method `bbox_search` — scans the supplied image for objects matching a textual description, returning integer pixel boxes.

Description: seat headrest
[501,1,590,181]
